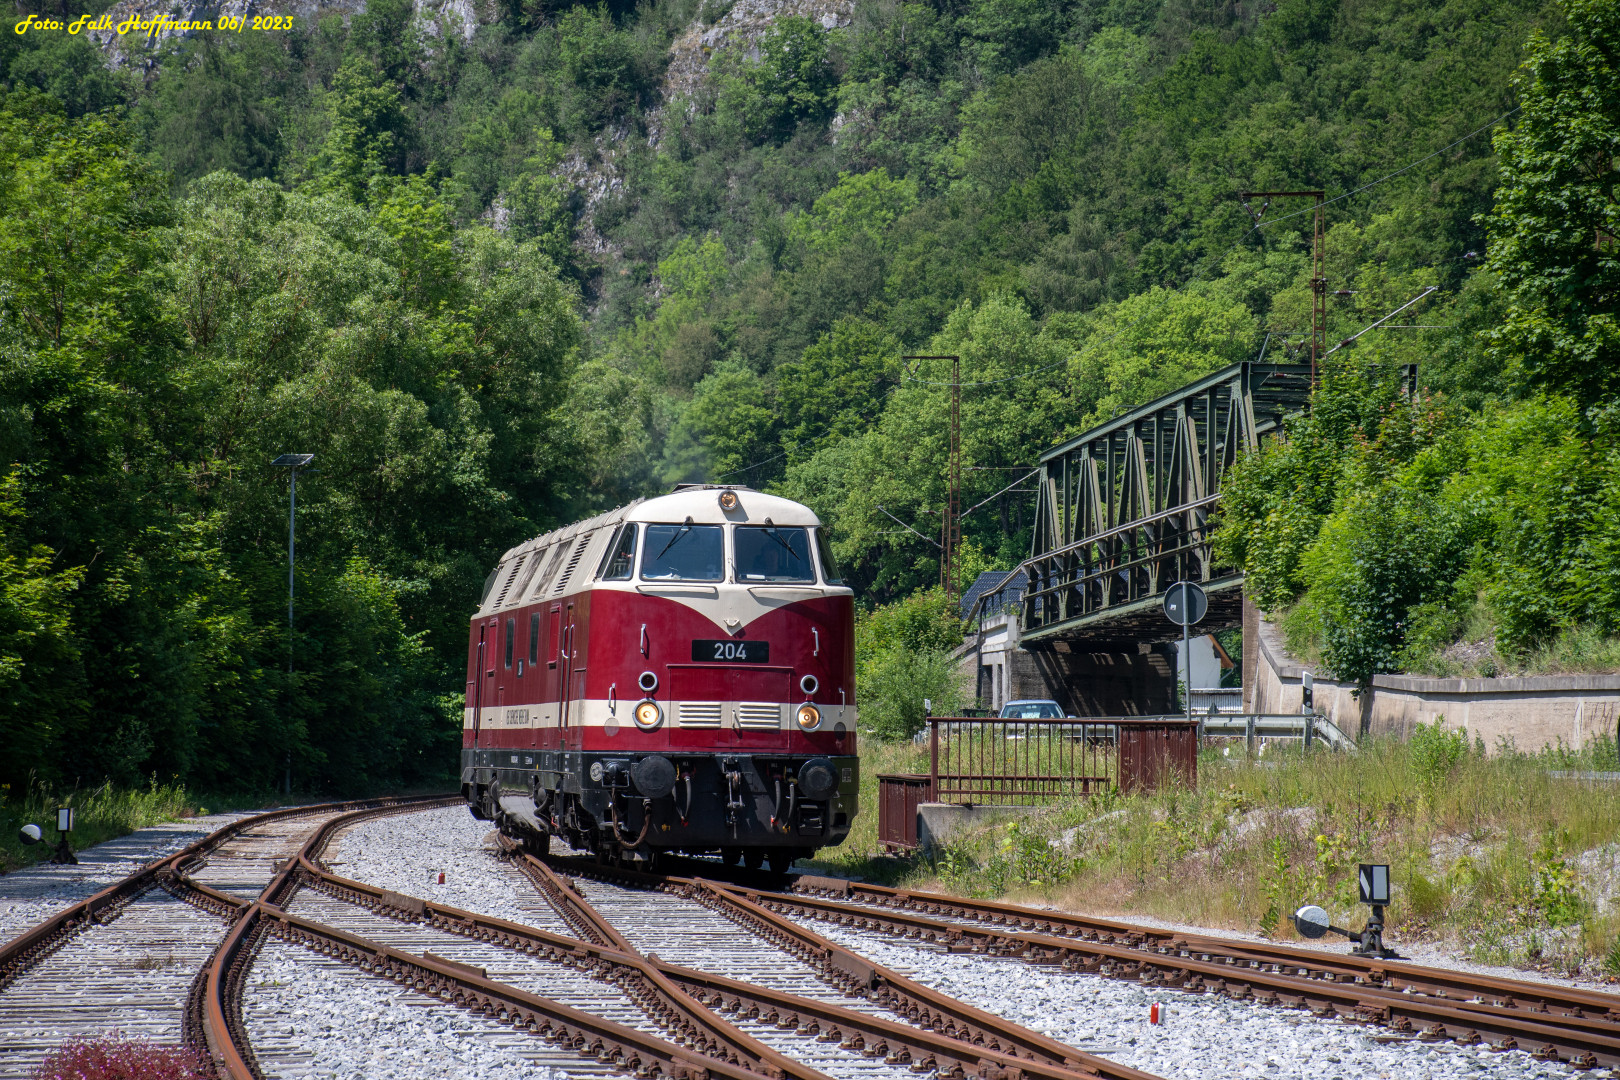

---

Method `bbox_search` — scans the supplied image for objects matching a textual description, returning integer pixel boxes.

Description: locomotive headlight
[633,699,663,731]
[718,490,739,511]
[796,703,822,731]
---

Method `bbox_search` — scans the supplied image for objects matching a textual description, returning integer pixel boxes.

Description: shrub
[855,587,967,739]
[1408,716,1471,786]
[33,1035,207,1080]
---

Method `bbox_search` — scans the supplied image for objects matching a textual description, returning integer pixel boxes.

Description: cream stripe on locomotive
[468,698,856,731]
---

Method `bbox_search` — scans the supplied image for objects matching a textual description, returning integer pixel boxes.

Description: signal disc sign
[1162,581,1208,627]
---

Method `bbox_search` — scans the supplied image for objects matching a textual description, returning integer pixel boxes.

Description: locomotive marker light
[796,703,822,731]
[1292,863,1399,958]
[1163,581,1208,724]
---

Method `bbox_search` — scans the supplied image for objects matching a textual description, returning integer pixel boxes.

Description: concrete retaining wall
[1252,616,1620,753]
[916,802,1035,851]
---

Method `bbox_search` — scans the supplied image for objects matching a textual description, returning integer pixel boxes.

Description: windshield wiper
[760,519,803,563]
[654,517,694,561]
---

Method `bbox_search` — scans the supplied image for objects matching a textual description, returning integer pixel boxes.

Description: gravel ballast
[322,806,572,935]
[0,811,254,945]
[793,916,1580,1080]
[244,940,576,1080]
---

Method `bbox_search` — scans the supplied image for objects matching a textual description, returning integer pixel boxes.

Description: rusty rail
[531,853,1162,1080]
[180,796,816,1080]
[770,878,1620,1069]
[0,794,447,998]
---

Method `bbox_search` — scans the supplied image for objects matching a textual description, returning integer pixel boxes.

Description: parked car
[998,699,1066,719]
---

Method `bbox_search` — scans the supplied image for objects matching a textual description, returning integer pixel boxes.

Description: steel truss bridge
[998,361,1314,646]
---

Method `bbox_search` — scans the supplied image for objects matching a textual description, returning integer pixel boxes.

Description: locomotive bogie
[461,485,860,867]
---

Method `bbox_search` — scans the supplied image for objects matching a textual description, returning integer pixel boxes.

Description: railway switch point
[49,805,77,864]
[1293,862,1401,960]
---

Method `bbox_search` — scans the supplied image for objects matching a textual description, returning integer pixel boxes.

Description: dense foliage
[0,0,1602,785]
[1214,0,1620,685]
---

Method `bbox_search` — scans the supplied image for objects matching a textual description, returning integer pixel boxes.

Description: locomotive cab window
[641,522,724,581]
[598,523,638,580]
[529,612,540,666]
[734,525,814,583]
[814,527,844,585]
[504,617,515,669]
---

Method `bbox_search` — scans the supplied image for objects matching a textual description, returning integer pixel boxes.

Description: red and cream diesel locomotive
[461,484,858,869]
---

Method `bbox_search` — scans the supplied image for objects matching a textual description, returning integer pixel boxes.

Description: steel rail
[195,795,465,1078]
[530,854,1162,1080]
[256,902,762,1080]
[789,878,1620,1020]
[180,799,835,1080]
[183,796,819,1080]
[764,880,1620,1069]
[0,795,443,996]
[291,862,823,1080]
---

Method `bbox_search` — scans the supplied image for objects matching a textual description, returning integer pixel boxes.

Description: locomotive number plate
[692,639,770,663]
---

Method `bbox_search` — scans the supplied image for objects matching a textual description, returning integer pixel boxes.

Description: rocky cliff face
[661,0,854,110]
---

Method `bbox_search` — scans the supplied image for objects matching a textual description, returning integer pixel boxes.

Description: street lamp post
[272,453,314,795]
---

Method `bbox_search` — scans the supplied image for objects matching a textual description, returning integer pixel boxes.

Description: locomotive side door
[558,602,577,742]
[471,623,487,747]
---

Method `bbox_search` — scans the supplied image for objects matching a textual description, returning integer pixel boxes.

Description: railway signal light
[18,823,41,846]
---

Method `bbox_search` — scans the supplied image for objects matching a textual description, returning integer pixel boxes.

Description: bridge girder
[1011,361,1313,647]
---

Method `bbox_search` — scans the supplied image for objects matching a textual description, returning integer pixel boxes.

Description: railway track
[730,874,1620,1070]
[13,795,1609,1080]
[0,795,445,1077]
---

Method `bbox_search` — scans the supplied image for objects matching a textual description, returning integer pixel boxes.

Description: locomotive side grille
[552,534,593,595]
[493,553,527,606]
[737,702,783,730]
[677,701,723,728]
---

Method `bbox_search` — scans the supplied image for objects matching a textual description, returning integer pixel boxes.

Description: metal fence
[876,773,933,850]
[877,717,1198,850]
[1198,712,1358,752]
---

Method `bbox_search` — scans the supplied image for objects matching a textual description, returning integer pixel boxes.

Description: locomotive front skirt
[461,484,858,870]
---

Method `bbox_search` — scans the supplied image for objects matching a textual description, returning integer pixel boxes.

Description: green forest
[0,0,1614,795]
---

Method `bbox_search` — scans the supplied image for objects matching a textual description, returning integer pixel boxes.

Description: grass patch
[0,777,205,874]
[815,726,1620,978]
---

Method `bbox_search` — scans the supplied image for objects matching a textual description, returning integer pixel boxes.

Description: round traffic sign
[1163,581,1208,626]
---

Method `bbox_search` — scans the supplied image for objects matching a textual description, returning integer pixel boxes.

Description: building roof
[959,569,1027,619]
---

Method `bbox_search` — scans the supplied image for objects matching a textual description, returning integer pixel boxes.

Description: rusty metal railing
[928,717,1196,803]
[874,718,1199,849]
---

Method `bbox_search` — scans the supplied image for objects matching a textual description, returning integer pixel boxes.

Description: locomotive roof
[626,486,823,527]
[477,488,828,616]
[497,487,821,562]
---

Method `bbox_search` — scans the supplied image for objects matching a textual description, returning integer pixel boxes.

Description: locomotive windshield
[641,523,724,581]
[735,525,815,583]
[815,528,844,584]
[598,523,637,580]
